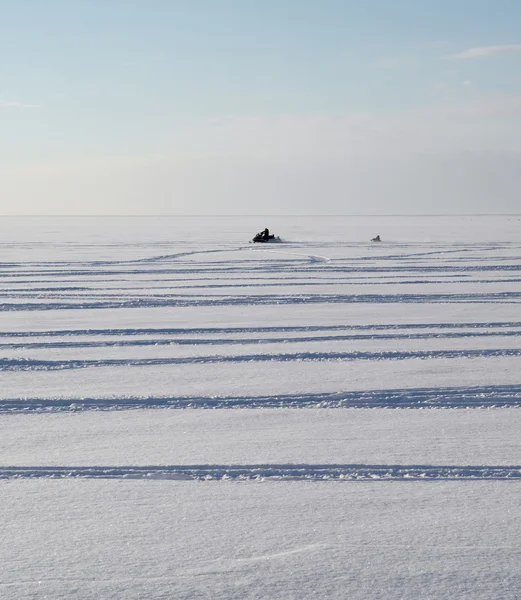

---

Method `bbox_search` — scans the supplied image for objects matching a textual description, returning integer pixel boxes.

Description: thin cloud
[375,56,415,69]
[444,44,521,60]
[431,79,472,91]
[0,100,42,109]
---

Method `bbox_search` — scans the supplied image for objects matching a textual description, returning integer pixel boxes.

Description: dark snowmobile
[252,228,281,243]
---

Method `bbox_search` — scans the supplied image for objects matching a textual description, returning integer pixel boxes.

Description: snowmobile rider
[263,228,270,240]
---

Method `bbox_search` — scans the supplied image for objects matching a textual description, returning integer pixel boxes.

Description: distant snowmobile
[371,235,381,242]
[252,228,281,243]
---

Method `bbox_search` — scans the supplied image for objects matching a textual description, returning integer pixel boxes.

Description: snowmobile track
[1,464,520,481]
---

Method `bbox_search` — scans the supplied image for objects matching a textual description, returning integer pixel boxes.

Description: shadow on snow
[1,464,521,481]
[2,384,521,412]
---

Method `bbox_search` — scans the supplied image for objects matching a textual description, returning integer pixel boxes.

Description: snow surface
[1,215,521,599]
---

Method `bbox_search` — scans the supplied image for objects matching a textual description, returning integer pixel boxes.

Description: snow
[2,481,521,599]
[2,409,521,467]
[1,215,521,598]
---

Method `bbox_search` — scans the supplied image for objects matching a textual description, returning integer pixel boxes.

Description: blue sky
[1,0,521,214]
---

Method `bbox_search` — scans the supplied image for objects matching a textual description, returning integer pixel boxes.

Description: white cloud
[443,44,521,60]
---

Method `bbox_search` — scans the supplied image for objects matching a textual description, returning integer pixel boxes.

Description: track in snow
[3,384,521,412]
[3,347,521,372]
[2,240,521,312]
[1,464,520,481]
[2,291,521,311]
[3,237,521,413]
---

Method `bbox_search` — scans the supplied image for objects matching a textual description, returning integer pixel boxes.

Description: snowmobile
[251,230,281,243]
[371,235,381,242]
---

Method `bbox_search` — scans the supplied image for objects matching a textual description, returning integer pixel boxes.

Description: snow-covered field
[1,215,521,599]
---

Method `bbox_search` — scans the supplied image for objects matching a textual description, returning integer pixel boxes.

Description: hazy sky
[1,0,521,215]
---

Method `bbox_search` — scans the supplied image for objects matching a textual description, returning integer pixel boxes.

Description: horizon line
[1,213,521,218]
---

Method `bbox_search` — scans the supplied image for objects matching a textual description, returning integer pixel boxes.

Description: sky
[1,0,521,215]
